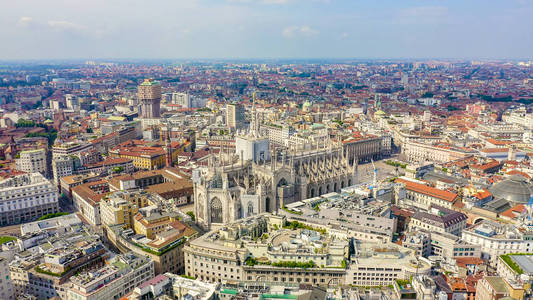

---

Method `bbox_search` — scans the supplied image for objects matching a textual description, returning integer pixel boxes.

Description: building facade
[0,173,59,225]
[15,148,49,178]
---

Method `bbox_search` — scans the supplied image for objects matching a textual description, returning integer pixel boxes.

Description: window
[210,198,223,223]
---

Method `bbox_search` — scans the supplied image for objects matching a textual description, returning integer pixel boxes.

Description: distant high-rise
[401,73,409,87]
[172,92,191,109]
[226,102,245,129]
[138,79,162,118]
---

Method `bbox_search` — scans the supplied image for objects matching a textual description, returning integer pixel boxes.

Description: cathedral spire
[164,129,172,168]
[249,91,260,138]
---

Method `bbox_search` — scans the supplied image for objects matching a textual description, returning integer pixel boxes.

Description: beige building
[475,276,513,300]
[106,208,198,275]
[100,196,139,228]
[133,208,181,239]
[345,242,431,287]
[184,214,348,287]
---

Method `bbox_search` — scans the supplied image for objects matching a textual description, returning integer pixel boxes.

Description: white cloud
[340,32,349,39]
[401,6,448,17]
[17,16,33,27]
[47,20,85,31]
[395,6,450,25]
[282,25,319,38]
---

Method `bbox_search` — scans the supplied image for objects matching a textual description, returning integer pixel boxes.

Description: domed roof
[489,175,533,204]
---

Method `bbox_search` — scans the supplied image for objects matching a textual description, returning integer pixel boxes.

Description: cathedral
[193,98,358,230]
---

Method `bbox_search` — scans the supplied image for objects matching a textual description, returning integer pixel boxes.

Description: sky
[1,0,532,60]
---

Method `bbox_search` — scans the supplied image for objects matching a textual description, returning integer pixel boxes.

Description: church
[193,98,358,230]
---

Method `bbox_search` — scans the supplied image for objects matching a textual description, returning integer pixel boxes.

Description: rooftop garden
[282,220,326,235]
[245,257,318,269]
[134,237,186,256]
[281,205,302,215]
[0,236,16,245]
[500,253,533,275]
[38,212,70,221]
[34,265,71,277]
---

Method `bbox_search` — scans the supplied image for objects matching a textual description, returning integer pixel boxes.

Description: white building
[131,273,216,300]
[0,173,59,225]
[462,220,532,264]
[262,124,293,146]
[171,92,191,108]
[402,141,475,164]
[15,148,48,177]
[52,141,93,158]
[65,94,80,110]
[52,155,78,186]
[235,136,270,163]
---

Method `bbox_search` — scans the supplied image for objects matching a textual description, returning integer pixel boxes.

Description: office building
[0,172,59,225]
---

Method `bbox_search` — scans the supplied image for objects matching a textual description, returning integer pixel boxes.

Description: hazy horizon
[1,0,532,60]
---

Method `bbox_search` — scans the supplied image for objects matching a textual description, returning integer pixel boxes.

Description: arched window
[277,178,288,187]
[247,201,254,216]
[334,183,338,192]
[348,179,352,186]
[265,197,271,213]
[326,184,330,193]
[210,197,223,223]
[311,189,315,198]
[319,187,323,195]
[341,181,345,188]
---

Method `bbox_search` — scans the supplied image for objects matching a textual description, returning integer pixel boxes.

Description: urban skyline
[1,1,533,300]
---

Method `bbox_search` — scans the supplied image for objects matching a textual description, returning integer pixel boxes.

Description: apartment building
[67,253,154,300]
[0,258,14,300]
[52,155,80,185]
[15,148,48,178]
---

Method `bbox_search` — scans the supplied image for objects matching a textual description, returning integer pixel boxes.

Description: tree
[112,166,124,173]
[186,211,195,221]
